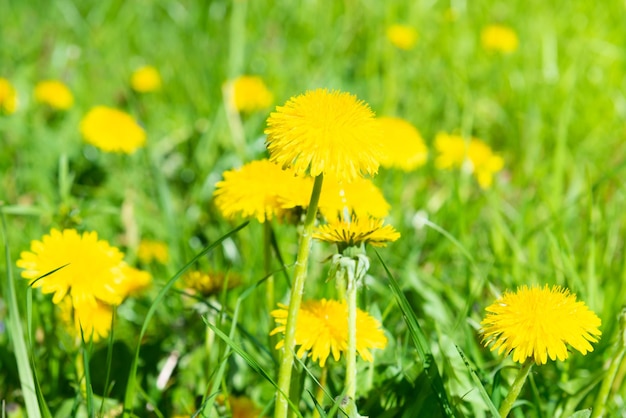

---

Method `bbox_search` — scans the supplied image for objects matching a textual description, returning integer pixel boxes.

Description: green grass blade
[455,345,500,417]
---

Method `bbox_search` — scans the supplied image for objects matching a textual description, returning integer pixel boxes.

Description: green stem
[345,270,357,401]
[499,359,533,417]
[274,175,324,418]
[264,222,275,314]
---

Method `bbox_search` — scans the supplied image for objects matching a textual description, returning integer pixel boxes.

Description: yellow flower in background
[0,77,18,114]
[17,229,127,308]
[481,24,519,54]
[265,88,383,182]
[270,299,387,367]
[378,117,428,171]
[34,80,74,110]
[117,264,152,297]
[131,65,162,93]
[182,270,241,297]
[216,395,266,418]
[59,297,113,342]
[80,106,146,153]
[137,239,169,264]
[213,159,308,223]
[313,216,400,249]
[230,75,273,113]
[386,24,419,50]
[319,176,390,220]
[481,285,601,365]
[434,132,503,188]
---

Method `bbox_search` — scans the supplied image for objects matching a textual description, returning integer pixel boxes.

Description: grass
[1,0,626,417]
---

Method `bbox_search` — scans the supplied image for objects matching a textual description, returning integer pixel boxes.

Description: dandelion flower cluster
[231,75,273,113]
[435,132,504,188]
[137,239,170,265]
[270,299,387,367]
[80,106,146,154]
[386,24,419,50]
[265,88,383,182]
[481,285,601,365]
[481,24,519,54]
[34,80,74,110]
[378,117,428,171]
[0,77,18,114]
[131,65,162,93]
[314,216,400,250]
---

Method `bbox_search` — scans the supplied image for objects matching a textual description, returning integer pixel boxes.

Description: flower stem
[274,174,324,418]
[499,359,533,417]
[264,222,275,315]
[345,268,358,401]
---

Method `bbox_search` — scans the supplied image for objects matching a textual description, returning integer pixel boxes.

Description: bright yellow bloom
[59,296,113,342]
[434,132,504,188]
[313,216,400,249]
[137,239,169,264]
[80,106,146,154]
[270,299,387,367]
[0,77,18,114]
[131,66,162,93]
[481,285,601,365]
[17,229,127,308]
[230,75,273,113]
[117,264,152,297]
[378,117,428,171]
[265,88,383,182]
[213,159,308,223]
[34,80,74,110]
[182,270,241,297]
[386,24,419,50]
[481,24,519,54]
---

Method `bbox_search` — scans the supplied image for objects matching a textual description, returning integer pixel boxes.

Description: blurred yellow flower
[481,285,601,365]
[213,159,307,223]
[481,24,519,54]
[17,229,128,308]
[118,264,152,297]
[59,296,113,342]
[270,299,387,367]
[313,216,400,250]
[182,270,241,297]
[230,75,273,113]
[386,24,419,50]
[378,117,428,171]
[34,80,74,110]
[0,77,18,114]
[137,239,169,264]
[131,65,162,93]
[216,395,265,418]
[80,106,146,153]
[265,88,383,182]
[434,133,504,188]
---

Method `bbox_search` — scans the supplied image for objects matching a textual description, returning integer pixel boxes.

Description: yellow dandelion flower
[16,229,127,307]
[378,117,428,171]
[80,106,146,154]
[131,65,162,93]
[319,176,390,220]
[270,299,387,367]
[117,264,152,297]
[213,159,308,223]
[481,285,602,365]
[481,24,519,54]
[230,75,273,113]
[34,80,74,110]
[182,270,241,297]
[59,296,113,342]
[386,24,419,50]
[434,132,503,188]
[265,88,383,182]
[0,77,18,114]
[313,216,400,249]
[137,239,169,264]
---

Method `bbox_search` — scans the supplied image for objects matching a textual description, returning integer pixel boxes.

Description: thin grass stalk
[274,174,324,418]
[498,359,533,417]
[345,271,357,401]
[264,221,275,315]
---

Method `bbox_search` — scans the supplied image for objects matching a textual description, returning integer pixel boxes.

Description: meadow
[1,1,626,417]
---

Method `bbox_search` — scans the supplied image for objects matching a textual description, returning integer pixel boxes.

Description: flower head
[213,159,308,223]
[378,117,428,171]
[313,216,400,250]
[131,66,162,93]
[386,24,419,50]
[481,285,602,365]
[270,299,387,366]
[481,24,519,54]
[265,88,383,182]
[435,132,504,188]
[17,229,128,307]
[117,264,152,297]
[34,80,74,110]
[80,106,146,153]
[59,296,113,342]
[182,270,241,297]
[0,77,18,114]
[230,75,273,113]
[137,239,169,264]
